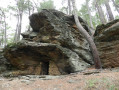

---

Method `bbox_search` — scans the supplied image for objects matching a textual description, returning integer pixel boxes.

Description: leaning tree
[71,0,102,69]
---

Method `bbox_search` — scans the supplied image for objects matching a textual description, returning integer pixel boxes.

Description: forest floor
[0,67,119,90]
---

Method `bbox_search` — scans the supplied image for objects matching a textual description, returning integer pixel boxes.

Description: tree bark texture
[105,0,114,21]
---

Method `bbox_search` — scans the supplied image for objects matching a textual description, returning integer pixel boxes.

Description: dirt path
[0,68,119,90]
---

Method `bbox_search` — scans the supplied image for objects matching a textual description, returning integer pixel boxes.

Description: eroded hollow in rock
[4,43,73,75]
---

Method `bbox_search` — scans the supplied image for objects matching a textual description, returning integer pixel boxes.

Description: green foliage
[87,79,97,88]
[6,43,18,48]
[109,84,117,90]
[8,6,17,11]
[4,42,23,51]
[101,77,118,90]
[92,13,101,28]
[17,0,27,10]
[115,0,119,5]
[7,33,14,44]
[8,0,29,14]
[78,3,89,24]
[25,0,33,10]
[115,15,119,19]
[0,7,9,46]
[78,1,101,28]
[99,0,106,5]
[37,0,56,12]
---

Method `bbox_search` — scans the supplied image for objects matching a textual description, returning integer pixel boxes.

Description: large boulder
[3,9,93,76]
[94,19,119,68]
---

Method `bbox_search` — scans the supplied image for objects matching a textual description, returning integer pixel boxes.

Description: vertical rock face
[3,9,93,76]
[94,19,119,68]
[0,49,9,74]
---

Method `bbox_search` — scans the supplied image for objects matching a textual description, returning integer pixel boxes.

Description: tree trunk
[86,0,94,28]
[14,0,23,42]
[68,0,71,15]
[17,13,23,41]
[95,0,107,24]
[71,0,102,69]
[14,14,19,43]
[111,0,119,14]
[86,0,94,36]
[0,15,4,46]
[3,14,7,46]
[1,35,4,46]
[28,0,31,31]
[0,9,7,46]
[32,0,39,12]
[105,0,114,21]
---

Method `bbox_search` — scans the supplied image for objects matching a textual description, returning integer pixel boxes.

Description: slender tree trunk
[86,0,94,36]
[14,14,19,43]
[0,19,3,46]
[17,13,23,41]
[28,0,31,31]
[111,0,119,14]
[32,7,34,14]
[32,0,39,12]
[105,0,114,21]
[3,14,7,46]
[86,0,94,29]
[0,10,4,47]
[28,0,31,16]
[71,0,102,69]
[68,0,71,15]
[1,35,3,46]
[95,0,107,24]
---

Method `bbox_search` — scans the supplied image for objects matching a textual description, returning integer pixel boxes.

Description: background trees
[11,0,28,42]
[104,0,114,21]
[0,8,7,47]
[111,0,119,14]
[61,0,72,15]
[33,0,55,12]
[0,0,118,47]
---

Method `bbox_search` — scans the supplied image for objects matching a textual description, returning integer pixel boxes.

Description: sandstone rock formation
[3,9,93,76]
[94,19,119,68]
[0,49,9,74]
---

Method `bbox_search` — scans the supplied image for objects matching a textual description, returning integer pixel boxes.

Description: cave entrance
[40,61,61,75]
[40,61,49,75]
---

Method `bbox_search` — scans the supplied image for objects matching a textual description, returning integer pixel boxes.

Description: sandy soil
[0,68,119,90]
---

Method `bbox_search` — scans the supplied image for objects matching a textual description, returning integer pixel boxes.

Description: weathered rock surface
[0,49,10,74]
[94,19,119,68]
[3,9,93,76]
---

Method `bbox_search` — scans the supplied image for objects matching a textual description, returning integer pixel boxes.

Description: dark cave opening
[40,61,49,75]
